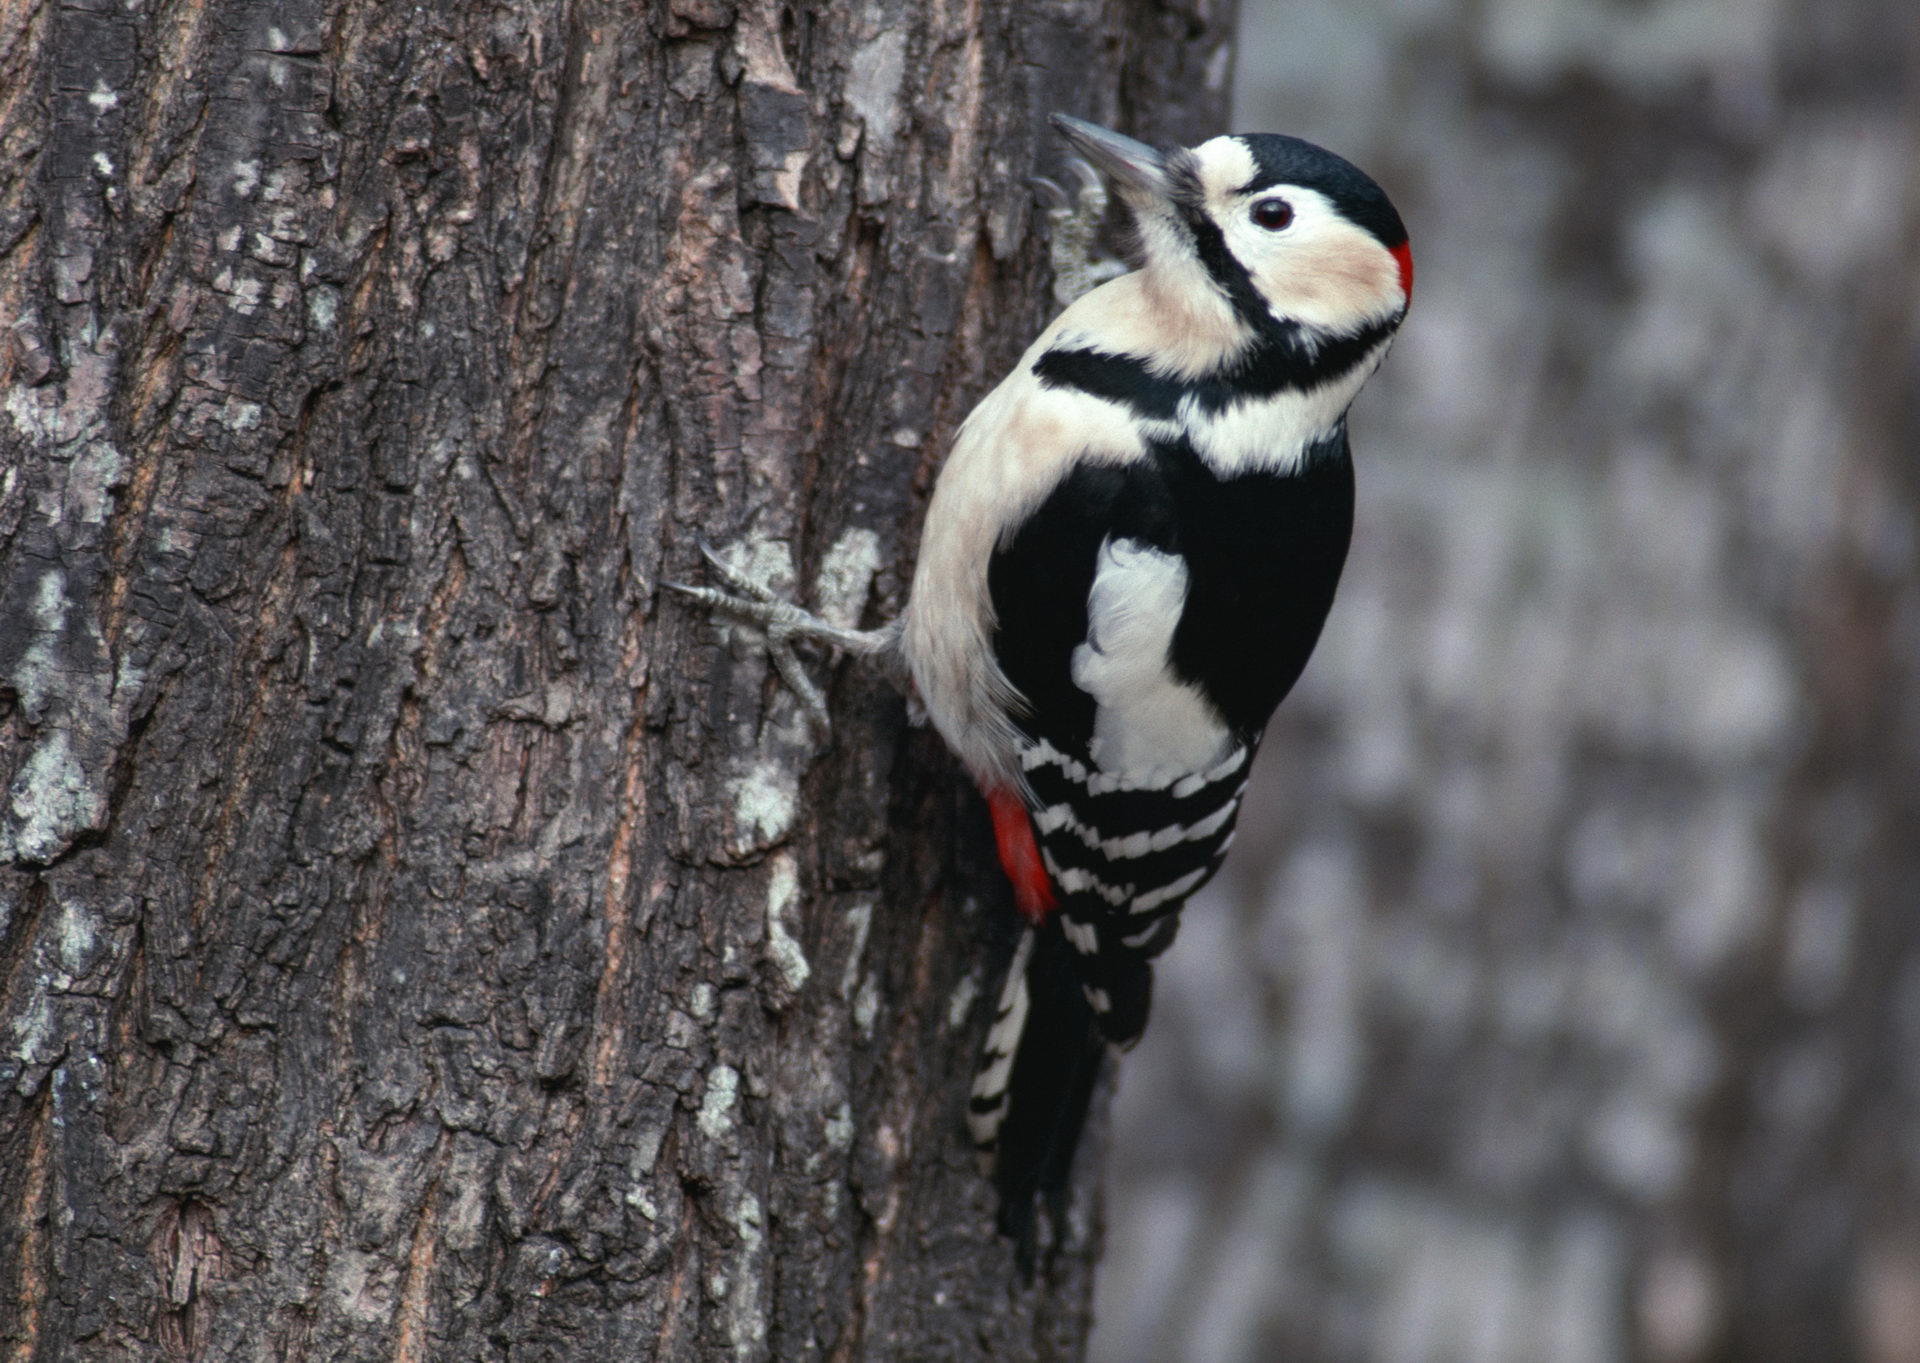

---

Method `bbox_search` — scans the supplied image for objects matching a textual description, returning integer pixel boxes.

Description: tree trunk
[0,3,1232,1359]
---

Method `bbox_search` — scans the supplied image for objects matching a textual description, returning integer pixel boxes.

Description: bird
[675,112,1411,1253]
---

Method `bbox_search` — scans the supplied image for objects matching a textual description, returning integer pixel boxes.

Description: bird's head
[1051,114,1411,343]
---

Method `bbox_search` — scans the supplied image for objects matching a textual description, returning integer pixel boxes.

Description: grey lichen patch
[307,286,340,330]
[839,900,872,1001]
[3,731,109,865]
[689,982,717,1021]
[698,1063,740,1139]
[2,356,134,867]
[4,385,60,446]
[14,568,71,718]
[763,854,810,994]
[7,988,56,1087]
[65,440,126,525]
[729,756,797,855]
[210,265,266,316]
[725,1191,768,1359]
[811,526,881,631]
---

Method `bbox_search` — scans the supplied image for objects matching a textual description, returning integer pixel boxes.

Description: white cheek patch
[1222,188,1404,332]
[1069,538,1233,780]
[1276,220,1404,327]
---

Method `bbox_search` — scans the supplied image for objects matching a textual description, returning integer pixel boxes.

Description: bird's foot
[667,540,892,733]
[1032,157,1130,307]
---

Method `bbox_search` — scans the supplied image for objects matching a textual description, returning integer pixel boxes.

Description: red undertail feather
[1391,241,1415,301]
[985,786,1057,923]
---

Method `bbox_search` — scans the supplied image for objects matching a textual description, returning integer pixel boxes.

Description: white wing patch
[1069,538,1233,781]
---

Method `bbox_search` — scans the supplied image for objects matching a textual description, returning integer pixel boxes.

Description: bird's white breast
[1069,538,1232,780]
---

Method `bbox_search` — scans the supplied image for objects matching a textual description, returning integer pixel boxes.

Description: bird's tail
[968,919,1107,1259]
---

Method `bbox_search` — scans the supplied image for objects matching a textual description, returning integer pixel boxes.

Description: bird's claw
[1034,155,1125,307]
[1028,175,1071,213]
[1065,155,1105,211]
[670,544,846,735]
[1032,158,1106,221]
[694,538,777,603]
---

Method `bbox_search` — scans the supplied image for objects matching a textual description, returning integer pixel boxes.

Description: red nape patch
[984,786,1057,923]
[1391,241,1415,302]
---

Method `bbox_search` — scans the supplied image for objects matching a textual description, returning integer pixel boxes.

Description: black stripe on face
[1162,149,1276,334]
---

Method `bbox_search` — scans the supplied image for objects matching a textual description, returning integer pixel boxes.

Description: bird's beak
[1049,114,1170,201]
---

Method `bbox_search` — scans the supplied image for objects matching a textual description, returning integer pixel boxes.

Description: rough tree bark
[0,2,1232,1359]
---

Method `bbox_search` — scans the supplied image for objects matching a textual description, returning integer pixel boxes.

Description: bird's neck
[1165,319,1393,478]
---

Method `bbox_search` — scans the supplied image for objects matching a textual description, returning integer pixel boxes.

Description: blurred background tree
[1095,2,1920,1361]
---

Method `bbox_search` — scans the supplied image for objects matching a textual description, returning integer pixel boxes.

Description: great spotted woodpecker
[677,113,1410,1244]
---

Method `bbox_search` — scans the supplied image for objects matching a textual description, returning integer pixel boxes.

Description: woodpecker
[677,114,1410,1248]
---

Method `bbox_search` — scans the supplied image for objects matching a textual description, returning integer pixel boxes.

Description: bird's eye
[1251,197,1295,231]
